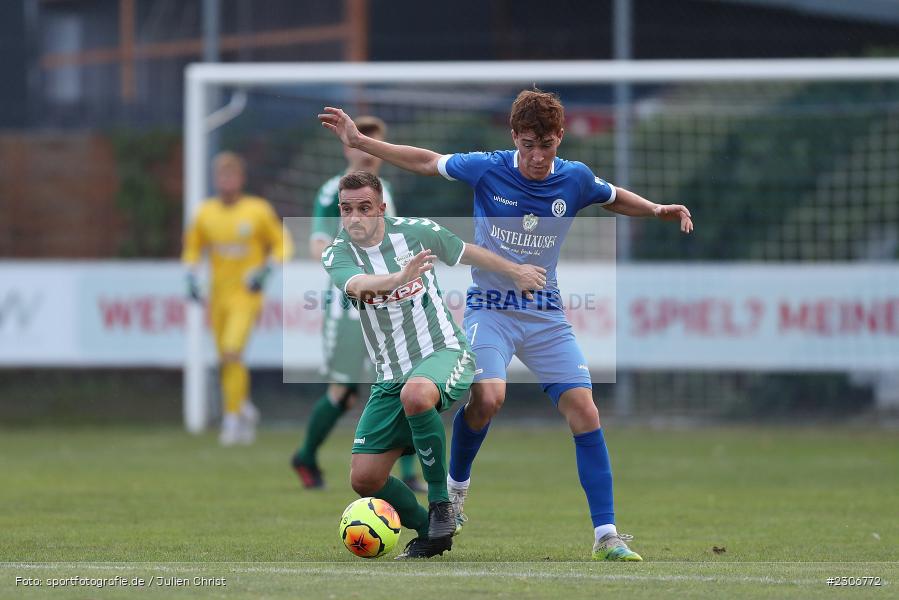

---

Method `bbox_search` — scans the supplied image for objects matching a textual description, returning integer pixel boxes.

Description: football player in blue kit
[319,89,693,561]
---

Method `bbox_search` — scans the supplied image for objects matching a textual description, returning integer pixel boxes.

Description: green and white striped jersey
[321,216,470,381]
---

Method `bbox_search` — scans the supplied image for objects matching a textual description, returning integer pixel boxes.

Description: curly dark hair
[509,88,564,138]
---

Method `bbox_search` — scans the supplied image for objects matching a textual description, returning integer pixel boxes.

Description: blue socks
[448,405,490,482]
[574,428,615,527]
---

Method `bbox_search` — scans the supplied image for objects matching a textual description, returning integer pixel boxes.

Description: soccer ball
[338,497,402,558]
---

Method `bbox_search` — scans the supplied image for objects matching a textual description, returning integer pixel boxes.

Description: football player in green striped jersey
[323,171,545,558]
[291,116,424,491]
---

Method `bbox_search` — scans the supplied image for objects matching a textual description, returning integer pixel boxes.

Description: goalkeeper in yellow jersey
[182,151,294,446]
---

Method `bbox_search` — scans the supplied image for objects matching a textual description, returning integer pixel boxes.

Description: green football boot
[592,533,643,561]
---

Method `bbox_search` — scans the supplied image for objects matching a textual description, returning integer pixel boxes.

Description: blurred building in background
[4,0,899,132]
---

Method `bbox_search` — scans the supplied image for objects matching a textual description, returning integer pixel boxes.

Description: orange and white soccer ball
[338,497,402,558]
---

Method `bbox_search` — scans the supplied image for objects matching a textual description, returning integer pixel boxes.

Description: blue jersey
[437,150,616,311]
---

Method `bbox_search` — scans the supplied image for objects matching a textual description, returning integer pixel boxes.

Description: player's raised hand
[318,107,361,147]
[399,249,436,282]
[653,204,694,234]
[512,264,547,301]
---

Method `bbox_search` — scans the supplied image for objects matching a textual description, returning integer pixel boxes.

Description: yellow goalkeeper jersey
[182,195,293,295]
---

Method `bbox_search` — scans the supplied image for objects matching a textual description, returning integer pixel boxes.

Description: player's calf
[465,380,506,429]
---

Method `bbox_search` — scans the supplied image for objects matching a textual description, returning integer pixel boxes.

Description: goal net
[183,60,899,431]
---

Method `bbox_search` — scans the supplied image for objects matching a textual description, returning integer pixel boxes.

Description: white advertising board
[0,261,896,371]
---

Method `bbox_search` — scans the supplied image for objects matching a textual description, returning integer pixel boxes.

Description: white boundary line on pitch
[232,567,814,586]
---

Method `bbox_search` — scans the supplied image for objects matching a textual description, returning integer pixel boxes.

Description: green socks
[296,393,345,466]
[374,476,428,538]
[406,409,449,503]
[398,454,418,480]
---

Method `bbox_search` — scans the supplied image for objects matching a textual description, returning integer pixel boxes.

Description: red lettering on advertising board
[565,297,615,336]
[100,296,322,334]
[163,297,185,329]
[779,298,899,335]
[99,299,132,328]
[630,298,764,337]
[283,301,323,333]
[99,296,185,332]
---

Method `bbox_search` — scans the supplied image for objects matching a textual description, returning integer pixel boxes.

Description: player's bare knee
[327,383,348,403]
[350,469,385,496]
[469,387,504,420]
[400,393,430,415]
[579,401,599,424]
[561,398,600,433]
[400,383,437,415]
[328,383,355,409]
[220,351,241,364]
[486,392,505,416]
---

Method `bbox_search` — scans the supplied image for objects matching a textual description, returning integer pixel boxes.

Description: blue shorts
[462,307,592,405]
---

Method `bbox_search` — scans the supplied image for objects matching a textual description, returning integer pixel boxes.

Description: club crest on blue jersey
[552,199,567,217]
[522,213,539,232]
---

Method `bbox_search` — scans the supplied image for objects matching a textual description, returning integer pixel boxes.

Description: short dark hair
[338,171,383,198]
[509,88,564,137]
[356,115,387,138]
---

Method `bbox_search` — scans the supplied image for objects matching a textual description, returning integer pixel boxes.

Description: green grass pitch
[1,424,896,599]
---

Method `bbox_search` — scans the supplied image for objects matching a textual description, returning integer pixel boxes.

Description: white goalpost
[183,58,899,432]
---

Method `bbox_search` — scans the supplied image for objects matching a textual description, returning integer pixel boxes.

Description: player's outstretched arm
[604,187,694,234]
[459,244,547,300]
[318,107,442,176]
[345,249,436,302]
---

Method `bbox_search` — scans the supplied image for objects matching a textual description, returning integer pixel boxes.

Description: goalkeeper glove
[186,271,203,302]
[246,264,272,293]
